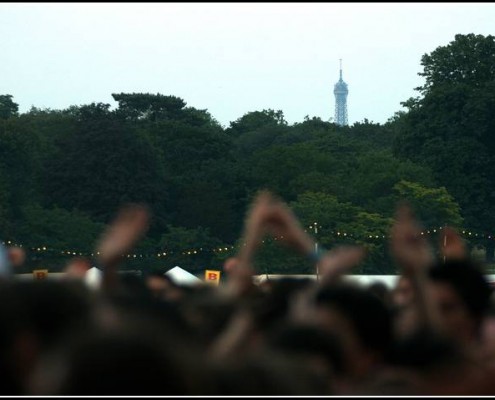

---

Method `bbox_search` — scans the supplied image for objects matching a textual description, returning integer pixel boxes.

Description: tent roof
[165,266,202,286]
[84,266,102,289]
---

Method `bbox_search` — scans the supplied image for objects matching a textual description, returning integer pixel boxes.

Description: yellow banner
[33,269,49,280]
[204,269,221,285]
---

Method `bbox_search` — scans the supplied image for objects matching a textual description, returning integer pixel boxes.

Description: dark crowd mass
[1,191,495,396]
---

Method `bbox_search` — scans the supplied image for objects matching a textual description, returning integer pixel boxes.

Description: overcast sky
[1,3,495,127]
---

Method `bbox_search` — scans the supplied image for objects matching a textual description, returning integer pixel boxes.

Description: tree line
[1,33,495,276]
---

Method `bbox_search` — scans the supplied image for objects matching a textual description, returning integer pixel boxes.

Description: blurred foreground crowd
[1,191,495,395]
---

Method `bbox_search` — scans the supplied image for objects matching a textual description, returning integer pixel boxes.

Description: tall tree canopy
[0,77,473,273]
[0,95,19,120]
[394,33,495,236]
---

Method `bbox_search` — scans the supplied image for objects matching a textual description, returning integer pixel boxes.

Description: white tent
[84,266,103,289]
[165,266,202,286]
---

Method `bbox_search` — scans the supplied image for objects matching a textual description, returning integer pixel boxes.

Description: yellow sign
[204,270,221,285]
[33,269,49,280]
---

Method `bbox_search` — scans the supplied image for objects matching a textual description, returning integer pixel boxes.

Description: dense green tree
[392,180,463,229]
[149,119,231,178]
[16,203,105,251]
[3,73,489,273]
[113,92,223,130]
[393,33,495,241]
[227,109,287,136]
[0,95,19,120]
[416,33,495,94]
[348,119,396,149]
[227,110,289,155]
[342,150,436,215]
[172,178,239,242]
[0,118,45,221]
[245,144,337,201]
[14,108,77,207]
[289,192,393,274]
[0,168,12,237]
[112,92,186,122]
[44,103,170,232]
[289,192,362,244]
[340,211,394,274]
[14,203,105,272]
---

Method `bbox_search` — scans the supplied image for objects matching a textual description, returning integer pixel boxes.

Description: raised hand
[390,203,435,277]
[262,197,366,281]
[226,191,273,296]
[440,226,467,261]
[95,203,150,290]
[317,245,367,284]
[389,203,442,332]
[262,199,316,256]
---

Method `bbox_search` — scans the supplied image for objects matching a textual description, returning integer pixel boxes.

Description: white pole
[314,222,319,280]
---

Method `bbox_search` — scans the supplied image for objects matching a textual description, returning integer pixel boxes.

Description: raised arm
[262,196,366,285]
[440,226,467,261]
[389,203,442,333]
[225,191,274,297]
[94,203,150,292]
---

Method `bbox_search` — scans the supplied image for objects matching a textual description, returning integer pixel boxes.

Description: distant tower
[333,59,348,126]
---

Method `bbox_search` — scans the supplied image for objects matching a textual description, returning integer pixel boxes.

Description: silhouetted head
[427,259,492,343]
[314,282,393,378]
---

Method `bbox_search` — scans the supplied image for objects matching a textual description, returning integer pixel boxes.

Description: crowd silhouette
[1,191,494,395]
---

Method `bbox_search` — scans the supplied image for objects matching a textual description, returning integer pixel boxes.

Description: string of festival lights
[2,225,492,259]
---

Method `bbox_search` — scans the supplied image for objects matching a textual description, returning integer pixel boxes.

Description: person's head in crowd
[263,321,346,390]
[390,275,420,338]
[28,316,208,395]
[388,327,485,395]
[118,272,151,299]
[13,280,92,350]
[178,284,239,347]
[0,282,33,394]
[249,277,314,332]
[392,275,415,309]
[368,281,393,308]
[63,257,91,280]
[8,246,26,268]
[144,271,184,302]
[209,350,332,395]
[0,280,93,395]
[427,259,492,345]
[314,282,393,381]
